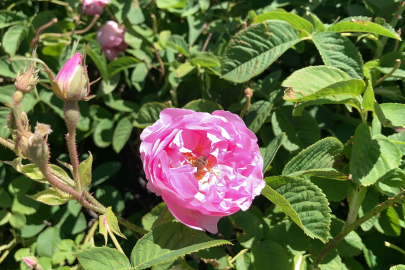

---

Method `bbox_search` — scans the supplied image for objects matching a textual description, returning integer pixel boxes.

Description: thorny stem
[0,137,15,152]
[30,18,58,48]
[115,215,149,235]
[314,189,405,267]
[202,33,213,52]
[43,14,100,38]
[63,101,82,194]
[83,220,99,245]
[373,59,401,87]
[152,43,165,82]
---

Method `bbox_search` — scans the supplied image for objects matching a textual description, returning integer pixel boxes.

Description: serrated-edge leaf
[243,100,273,134]
[113,117,133,153]
[262,133,285,173]
[328,19,400,40]
[221,20,300,83]
[253,11,313,35]
[131,222,231,269]
[283,137,344,176]
[262,176,331,243]
[312,31,364,79]
[76,247,132,270]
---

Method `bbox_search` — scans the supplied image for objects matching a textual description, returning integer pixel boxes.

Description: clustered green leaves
[1,0,405,270]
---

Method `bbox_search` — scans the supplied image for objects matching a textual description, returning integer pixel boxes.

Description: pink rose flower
[55,53,89,101]
[83,0,109,16]
[96,21,128,60]
[140,109,265,233]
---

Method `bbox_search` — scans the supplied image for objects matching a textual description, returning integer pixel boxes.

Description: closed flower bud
[14,62,39,94]
[55,53,89,101]
[22,256,40,270]
[244,87,253,97]
[96,21,127,60]
[17,131,33,158]
[28,123,52,167]
[83,0,109,15]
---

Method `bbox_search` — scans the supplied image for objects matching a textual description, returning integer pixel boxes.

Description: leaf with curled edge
[262,176,331,243]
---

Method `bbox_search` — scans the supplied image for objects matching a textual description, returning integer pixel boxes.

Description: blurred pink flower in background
[140,109,265,233]
[96,21,128,60]
[83,0,109,16]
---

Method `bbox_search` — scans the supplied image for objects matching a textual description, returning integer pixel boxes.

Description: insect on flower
[193,155,209,173]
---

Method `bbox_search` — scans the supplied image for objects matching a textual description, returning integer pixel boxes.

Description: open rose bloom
[140,109,265,233]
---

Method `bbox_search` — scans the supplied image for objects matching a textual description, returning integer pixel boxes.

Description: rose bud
[54,53,89,101]
[22,256,42,270]
[96,21,128,60]
[28,123,52,167]
[83,0,109,15]
[140,109,265,233]
[14,62,39,94]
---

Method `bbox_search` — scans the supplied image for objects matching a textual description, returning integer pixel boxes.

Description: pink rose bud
[140,109,265,233]
[96,21,128,61]
[55,53,89,101]
[83,0,109,15]
[22,256,38,269]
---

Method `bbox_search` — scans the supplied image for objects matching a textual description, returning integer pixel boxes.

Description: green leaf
[182,99,223,113]
[131,63,148,92]
[127,1,145,25]
[113,117,133,153]
[22,164,71,184]
[157,0,187,9]
[284,78,365,103]
[388,131,405,156]
[130,222,231,269]
[97,73,120,97]
[374,206,401,237]
[282,137,345,180]
[376,168,405,198]
[27,188,73,206]
[93,119,114,148]
[0,210,11,226]
[0,56,16,78]
[229,210,263,248]
[328,18,400,40]
[187,13,204,46]
[391,265,405,270]
[175,62,195,78]
[262,133,285,173]
[136,102,168,127]
[310,177,348,202]
[88,40,109,81]
[142,202,167,230]
[108,57,140,77]
[251,240,290,270]
[0,187,13,207]
[92,161,122,186]
[271,107,320,152]
[189,52,221,67]
[0,85,38,112]
[0,11,26,29]
[104,93,139,112]
[254,11,313,35]
[78,153,93,190]
[243,100,273,134]
[2,24,27,56]
[362,80,375,112]
[351,123,401,186]
[313,32,363,79]
[221,20,299,83]
[77,247,131,270]
[37,227,62,258]
[262,176,331,243]
[103,207,127,239]
[10,211,26,229]
[379,103,405,127]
